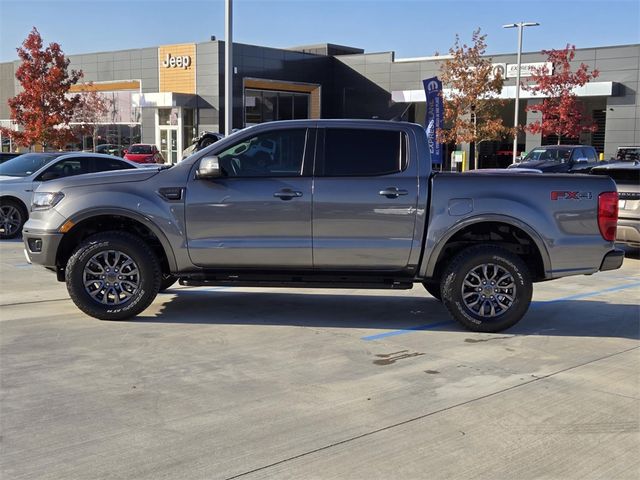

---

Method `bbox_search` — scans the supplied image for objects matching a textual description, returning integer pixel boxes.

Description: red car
[124,144,165,164]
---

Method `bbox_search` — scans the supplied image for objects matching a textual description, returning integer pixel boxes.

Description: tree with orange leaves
[0,27,83,150]
[524,45,599,144]
[439,29,513,169]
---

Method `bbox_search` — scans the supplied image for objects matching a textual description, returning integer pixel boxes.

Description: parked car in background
[591,160,640,248]
[95,144,126,157]
[182,131,224,159]
[0,152,138,239]
[612,146,639,163]
[124,144,165,164]
[508,145,599,173]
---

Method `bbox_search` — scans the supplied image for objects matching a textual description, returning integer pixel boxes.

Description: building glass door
[160,128,178,164]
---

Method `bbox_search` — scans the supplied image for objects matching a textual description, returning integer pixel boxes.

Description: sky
[0,0,638,62]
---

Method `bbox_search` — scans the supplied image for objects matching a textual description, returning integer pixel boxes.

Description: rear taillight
[598,191,618,241]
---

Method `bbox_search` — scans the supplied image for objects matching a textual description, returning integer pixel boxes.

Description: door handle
[379,187,408,199]
[274,189,303,200]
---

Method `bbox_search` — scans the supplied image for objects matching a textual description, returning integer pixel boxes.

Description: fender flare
[64,207,178,271]
[422,214,552,279]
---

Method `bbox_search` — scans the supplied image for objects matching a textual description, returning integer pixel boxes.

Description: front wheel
[0,199,27,239]
[441,245,532,333]
[66,231,161,320]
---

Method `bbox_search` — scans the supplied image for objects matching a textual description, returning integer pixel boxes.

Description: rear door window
[319,128,406,176]
[92,157,135,172]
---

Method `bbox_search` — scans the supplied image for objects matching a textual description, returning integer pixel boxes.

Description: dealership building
[1,39,638,166]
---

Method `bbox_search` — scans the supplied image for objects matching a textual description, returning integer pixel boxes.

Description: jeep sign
[162,53,192,69]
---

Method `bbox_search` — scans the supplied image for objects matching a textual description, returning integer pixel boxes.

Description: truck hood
[36,167,163,192]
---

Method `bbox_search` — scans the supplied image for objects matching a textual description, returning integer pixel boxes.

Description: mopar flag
[423,77,443,164]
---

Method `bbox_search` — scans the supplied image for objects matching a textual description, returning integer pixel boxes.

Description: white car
[0,152,139,239]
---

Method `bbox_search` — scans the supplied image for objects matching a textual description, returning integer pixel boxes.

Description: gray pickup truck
[23,120,623,332]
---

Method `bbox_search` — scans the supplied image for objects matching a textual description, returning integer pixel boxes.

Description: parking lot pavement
[1,240,639,480]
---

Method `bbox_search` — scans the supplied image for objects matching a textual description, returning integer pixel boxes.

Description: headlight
[32,192,65,211]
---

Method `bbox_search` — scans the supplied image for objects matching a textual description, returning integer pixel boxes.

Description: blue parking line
[361,281,640,341]
[361,320,455,341]
[533,281,640,304]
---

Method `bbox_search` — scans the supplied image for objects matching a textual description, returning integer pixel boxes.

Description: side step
[179,277,414,290]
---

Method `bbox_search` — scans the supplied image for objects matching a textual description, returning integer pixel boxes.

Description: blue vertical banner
[423,77,443,165]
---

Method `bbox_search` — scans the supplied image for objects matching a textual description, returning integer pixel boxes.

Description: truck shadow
[137,289,640,340]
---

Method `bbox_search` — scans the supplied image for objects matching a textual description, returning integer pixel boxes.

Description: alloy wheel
[83,250,140,305]
[461,263,516,318]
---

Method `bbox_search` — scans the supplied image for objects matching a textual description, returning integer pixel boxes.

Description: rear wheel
[441,245,532,332]
[66,231,161,320]
[0,199,27,239]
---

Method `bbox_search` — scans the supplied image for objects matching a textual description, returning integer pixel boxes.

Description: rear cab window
[318,128,407,176]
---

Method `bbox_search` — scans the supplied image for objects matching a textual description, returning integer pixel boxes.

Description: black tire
[441,245,532,333]
[159,274,178,292]
[65,231,161,320]
[422,280,442,301]
[0,199,27,239]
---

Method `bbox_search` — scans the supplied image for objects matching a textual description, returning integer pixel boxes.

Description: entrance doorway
[159,128,178,164]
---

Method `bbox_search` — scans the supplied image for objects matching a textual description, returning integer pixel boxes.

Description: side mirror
[123,149,128,155]
[196,156,222,179]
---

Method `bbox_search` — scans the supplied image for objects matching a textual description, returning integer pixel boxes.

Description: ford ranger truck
[22,120,624,332]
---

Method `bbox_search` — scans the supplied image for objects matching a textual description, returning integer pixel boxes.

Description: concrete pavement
[1,240,638,479]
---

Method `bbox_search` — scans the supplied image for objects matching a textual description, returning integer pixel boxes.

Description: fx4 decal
[551,191,593,200]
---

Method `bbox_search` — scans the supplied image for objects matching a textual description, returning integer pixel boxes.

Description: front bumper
[22,228,64,269]
[599,248,625,272]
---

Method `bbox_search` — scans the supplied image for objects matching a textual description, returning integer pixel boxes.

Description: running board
[179,278,414,290]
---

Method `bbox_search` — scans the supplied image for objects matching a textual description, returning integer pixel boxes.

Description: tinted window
[129,145,153,154]
[0,153,62,177]
[591,168,640,184]
[585,148,597,163]
[321,129,406,176]
[95,158,135,172]
[38,157,91,181]
[217,129,307,177]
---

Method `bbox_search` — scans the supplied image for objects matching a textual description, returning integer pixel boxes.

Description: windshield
[0,153,63,177]
[523,148,572,163]
[129,145,152,154]
[615,148,640,162]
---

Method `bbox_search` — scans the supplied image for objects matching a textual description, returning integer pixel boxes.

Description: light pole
[225,0,233,136]
[503,22,539,163]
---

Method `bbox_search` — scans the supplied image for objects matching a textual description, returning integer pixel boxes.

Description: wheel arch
[0,195,29,214]
[56,208,177,274]
[423,215,551,282]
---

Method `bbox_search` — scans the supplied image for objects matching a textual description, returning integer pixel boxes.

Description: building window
[159,108,179,126]
[244,89,310,126]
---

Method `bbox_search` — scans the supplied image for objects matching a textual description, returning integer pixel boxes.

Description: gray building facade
[1,39,638,165]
